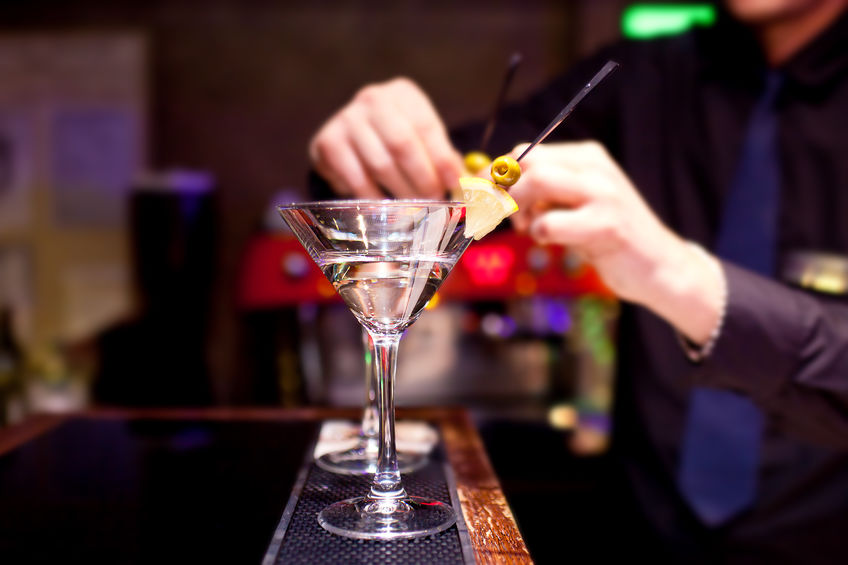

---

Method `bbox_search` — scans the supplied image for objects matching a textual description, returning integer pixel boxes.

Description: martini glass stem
[369,331,407,500]
[361,330,379,454]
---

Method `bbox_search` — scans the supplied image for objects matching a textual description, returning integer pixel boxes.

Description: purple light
[480,313,517,339]
[546,300,571,334]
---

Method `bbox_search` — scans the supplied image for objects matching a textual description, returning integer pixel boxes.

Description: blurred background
[0,0,719,558]
[0,0,723,442]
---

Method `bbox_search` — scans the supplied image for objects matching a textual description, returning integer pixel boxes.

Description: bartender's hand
[309,77,465,199]
[509,141,724,346]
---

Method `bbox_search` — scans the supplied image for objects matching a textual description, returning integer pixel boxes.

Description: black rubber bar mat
[263,437,475,565]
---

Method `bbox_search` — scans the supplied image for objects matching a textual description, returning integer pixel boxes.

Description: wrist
[637,237,725,346]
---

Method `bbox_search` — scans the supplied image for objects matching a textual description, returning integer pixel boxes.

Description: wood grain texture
[0,414,66,456]
[440,409,534,564]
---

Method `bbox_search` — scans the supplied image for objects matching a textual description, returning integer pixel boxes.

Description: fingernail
[529,220,547,242]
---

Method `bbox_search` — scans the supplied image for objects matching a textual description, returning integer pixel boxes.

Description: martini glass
[278,199,471,540]
[315,328,428,475]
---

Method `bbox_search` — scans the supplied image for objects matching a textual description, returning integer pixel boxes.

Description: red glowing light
[463,245,515,286]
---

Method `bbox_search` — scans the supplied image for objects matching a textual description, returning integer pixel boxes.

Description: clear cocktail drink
[278,200,471,540]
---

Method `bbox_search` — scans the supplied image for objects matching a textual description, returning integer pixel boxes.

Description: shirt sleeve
[694,261,848,447]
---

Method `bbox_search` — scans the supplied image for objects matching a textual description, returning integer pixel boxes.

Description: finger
[510,209,533,233]
[512,203,557,235]
[528,208,593,247]
[509,165,590,214]
[308,123,351,196]
[508,143,531,161]
[415,120,464,195]
[310,121,382,198]
[343,108,417,198]
[520,140,613,174]
[367,96,442,198]
[392,79,465,193]
[510,165,605,240]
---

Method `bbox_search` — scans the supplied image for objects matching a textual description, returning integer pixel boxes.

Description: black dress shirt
[449,6,848,564]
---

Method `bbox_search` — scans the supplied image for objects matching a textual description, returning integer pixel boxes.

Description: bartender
[307,0,848,562]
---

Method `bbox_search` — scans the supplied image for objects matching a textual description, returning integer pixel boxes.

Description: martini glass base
[316,445,428,476]
[317,496,456,540]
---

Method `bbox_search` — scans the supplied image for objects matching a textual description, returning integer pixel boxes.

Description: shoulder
[540,30,711,104]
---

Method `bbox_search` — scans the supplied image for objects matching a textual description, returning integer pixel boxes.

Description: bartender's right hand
[308,77,465,199]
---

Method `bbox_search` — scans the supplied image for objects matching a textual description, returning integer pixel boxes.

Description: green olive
[464,151,491,174]
[490,155,521,187]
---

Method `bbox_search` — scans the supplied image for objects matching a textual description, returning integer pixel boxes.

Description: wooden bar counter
[0,407,532,564]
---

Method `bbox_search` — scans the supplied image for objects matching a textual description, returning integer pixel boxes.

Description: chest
[616,77,848,255]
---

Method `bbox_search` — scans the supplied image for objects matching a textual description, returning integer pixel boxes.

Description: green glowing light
[622,3,716,39]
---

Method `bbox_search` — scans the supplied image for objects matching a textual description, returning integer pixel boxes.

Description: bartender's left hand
[508,141,723,346]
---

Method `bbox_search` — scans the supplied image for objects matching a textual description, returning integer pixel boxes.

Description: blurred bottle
[92,169,216,406]
[0,306,25,426]
[25,342,89,415]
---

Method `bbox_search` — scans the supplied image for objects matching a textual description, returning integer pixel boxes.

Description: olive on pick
[464,151,491,175]
[490,155,521,187]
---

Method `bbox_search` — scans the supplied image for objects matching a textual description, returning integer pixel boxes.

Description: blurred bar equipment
[0,304,23,425]
[93,170,217,406]
[239,218,617,444]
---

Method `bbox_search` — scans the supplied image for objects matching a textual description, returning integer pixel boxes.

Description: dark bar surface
[0,416,318,564]
[0,408,532,564]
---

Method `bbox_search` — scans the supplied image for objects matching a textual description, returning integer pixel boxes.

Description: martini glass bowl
[278,199,471,540]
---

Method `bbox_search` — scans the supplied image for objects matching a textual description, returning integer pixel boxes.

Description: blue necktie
[678,72,782,526]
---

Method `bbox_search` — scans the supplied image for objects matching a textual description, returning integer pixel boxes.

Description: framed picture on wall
[50,106,140,228]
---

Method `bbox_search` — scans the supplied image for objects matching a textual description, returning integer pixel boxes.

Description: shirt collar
[697,6,848,92]
[781,6,848,90]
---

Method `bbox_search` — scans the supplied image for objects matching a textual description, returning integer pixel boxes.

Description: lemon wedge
[460,176,519,240]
